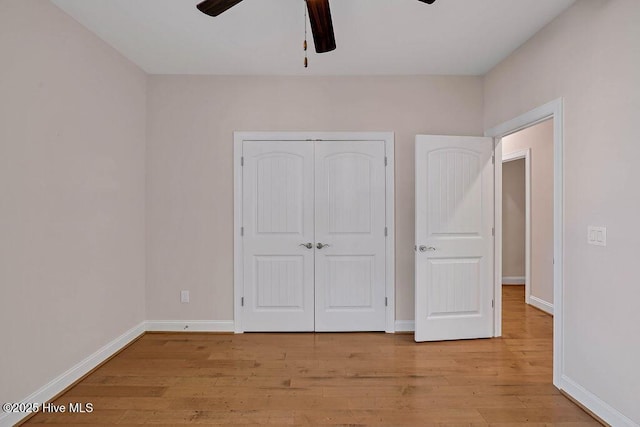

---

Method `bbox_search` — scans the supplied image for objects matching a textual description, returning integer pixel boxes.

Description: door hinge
[385,297,388,307]
[240,226,244,236]
[492,227,495,236]
[384,227,388,237]
[241,297,244,307]
[492,153,495,164]
[384,156,388,166]
[241,156,244,166]
[492,299,494,308]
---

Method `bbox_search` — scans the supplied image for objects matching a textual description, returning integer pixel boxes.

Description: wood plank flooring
[23,287,599,425]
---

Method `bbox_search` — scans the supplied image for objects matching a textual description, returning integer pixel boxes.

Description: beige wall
[0,0,146,404]
[502,159,526,279]
[485,0,640,423]
[146,75,484,322]
[503,120,554,304]
[5,0,639,423]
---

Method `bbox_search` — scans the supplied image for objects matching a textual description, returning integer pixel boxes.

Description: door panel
[326,255,374,308]
[254,256,305,309]
[326,154,373,233]
[415,136,494,342]
[242,141,315,331]
[255,153,305,234]
[315,141,386,331]
[428,149,482,235]
[428,257,481,316]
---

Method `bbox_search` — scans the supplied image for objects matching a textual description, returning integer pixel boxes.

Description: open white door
[415,135,494,342]
[242,141,315,331]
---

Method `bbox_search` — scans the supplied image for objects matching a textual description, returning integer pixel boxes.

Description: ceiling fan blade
[306,0,336,53]
[418,0,436,4]
[197,0,244,17]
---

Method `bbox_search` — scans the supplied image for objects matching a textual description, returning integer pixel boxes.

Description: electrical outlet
[587,226,607,246]
[181,290,190,303]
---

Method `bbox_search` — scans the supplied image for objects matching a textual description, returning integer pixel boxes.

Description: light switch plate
[587,226,607,246]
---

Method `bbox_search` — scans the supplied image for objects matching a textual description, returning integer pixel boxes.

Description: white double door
[242,140,387,332]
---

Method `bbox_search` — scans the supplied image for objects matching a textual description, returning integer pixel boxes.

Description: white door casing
[242,141,315,331]
[314,141,387,331]
[415,135,495,342]
[235,132,395,333]
[485,98,563,387]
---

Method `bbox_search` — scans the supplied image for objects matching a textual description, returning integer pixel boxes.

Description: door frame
[233,131,396,333]
[501,149,531,305]
[485,98,564,387]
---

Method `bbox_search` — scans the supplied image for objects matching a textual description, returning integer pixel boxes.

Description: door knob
[419,245,436,252]
[299,243,313,249]
[316,243,330,249]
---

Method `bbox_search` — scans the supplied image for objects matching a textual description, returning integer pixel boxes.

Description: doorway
[502,120,554,315]
[502,151,530,302]
[486,98,564,386]
[233,132,396,333]
[502,155,531,296]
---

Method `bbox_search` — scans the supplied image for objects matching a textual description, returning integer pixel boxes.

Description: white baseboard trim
[560,375,638,427]
[0,322,145,427]
[529,295,554,315]
[502,276,525,285]
[145,320,234,332]
[394,320,415,332]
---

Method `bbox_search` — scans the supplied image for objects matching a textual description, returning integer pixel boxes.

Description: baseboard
[560,375,638,427]
[529,295,554,315]
[394,320,415,332]
[145,320,234,332]
[502,276,525,285]
[0,322,145,427]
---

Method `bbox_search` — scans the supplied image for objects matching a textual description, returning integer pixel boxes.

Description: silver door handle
[419,245,436,252]
[316,243,330,249]
[299,243,313,249]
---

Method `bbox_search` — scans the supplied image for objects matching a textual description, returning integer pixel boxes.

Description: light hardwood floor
[24,287,599,425]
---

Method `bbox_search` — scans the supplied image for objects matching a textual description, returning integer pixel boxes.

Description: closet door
[242,141,315,331]
[314,141,387,331]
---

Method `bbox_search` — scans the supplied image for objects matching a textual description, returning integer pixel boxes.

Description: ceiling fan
[196,0,436,53]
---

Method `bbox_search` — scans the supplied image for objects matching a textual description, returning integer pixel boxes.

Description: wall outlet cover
[181,290,190,303]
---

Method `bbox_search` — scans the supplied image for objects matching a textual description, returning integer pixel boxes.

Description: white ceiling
[50,0,575,76]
